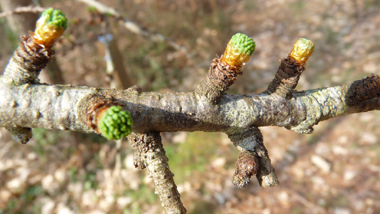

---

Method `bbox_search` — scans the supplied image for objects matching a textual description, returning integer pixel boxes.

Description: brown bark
[266,57,305,99]
[0,0,64,84]
[229,127,279,188]
[2,35,53,85]
[195,58,242,104]
[0,77,379,136]
[129,132,187,214]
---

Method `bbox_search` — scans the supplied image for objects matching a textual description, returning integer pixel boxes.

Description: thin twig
[0,5,46,18]
[77,0,189,54]
[129,132,187,214]
[289,190,325,213]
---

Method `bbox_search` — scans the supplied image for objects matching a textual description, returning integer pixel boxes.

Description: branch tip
[6,127,33,144]
[221,33,255,67]
[345,74,380,106]
[232,151,259,188]
[289,38,314,65]
[33,8,67,48]
[255,144,279,188]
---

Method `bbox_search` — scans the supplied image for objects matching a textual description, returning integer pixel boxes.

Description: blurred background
[0,0,380,213]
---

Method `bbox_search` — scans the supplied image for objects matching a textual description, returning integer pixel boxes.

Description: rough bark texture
[345,74,380,106]
[195,58,241,104]
[0,78,378,135]
[1,33,54,143]
[129,132,187,214]
[266,57,305,99]
[2,36,53,85]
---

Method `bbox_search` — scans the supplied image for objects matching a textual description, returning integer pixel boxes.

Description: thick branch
[0,77,378,135]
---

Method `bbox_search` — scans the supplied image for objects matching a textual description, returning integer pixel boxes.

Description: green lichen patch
[98,106,133,140]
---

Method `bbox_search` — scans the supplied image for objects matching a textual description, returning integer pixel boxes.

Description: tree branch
[129,132,187,214]
[1,10,379,210]
[0,5,45,19]
[0,76,378,135]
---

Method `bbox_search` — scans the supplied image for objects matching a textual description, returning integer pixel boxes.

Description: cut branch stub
[128,132,187,214]
[228,127,279,188]
[266,38,314,99]
[345,74,380,106]
[6,127,32,144]
[232,151,259,188]
[195,33,255,104]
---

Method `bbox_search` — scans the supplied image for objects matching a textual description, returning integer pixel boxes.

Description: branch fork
[194,37,314,188]
[228,127,279,188]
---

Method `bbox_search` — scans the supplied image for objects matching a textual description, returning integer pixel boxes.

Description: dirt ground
[0,0,380,213]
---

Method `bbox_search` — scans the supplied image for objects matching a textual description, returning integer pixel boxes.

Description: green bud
[98,106,133,140]
[38,8,67,30]
[34,8,68,48]
[230,33,256,56]
[221,33,256,66]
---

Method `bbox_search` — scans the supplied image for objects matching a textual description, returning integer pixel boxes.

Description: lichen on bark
[0,78,379,134]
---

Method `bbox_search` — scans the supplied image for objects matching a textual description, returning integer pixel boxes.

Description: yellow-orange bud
[33,8,67,48]
[220,33,255,67]
[289,38,314,64]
